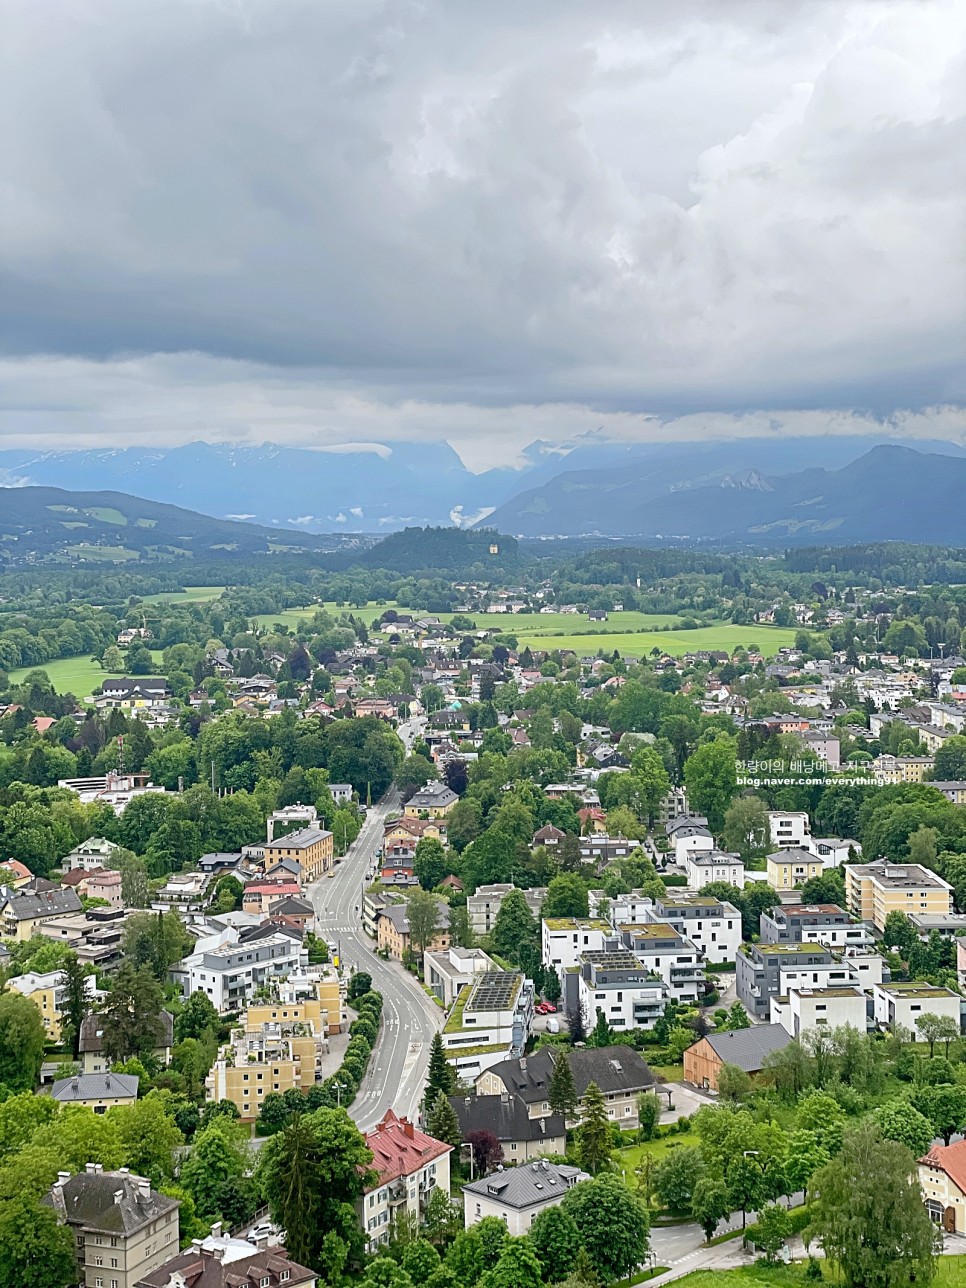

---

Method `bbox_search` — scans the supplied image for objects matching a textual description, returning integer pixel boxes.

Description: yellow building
[247,966,344,1034]
[262,825,334,883]
[403,783,459,819]
[0,884,83,941]
[872,755,933,784]
[377,902,450,959]
[845,860,953,931]
[920,1140,966,1236]
[765,848,824,891]
[8,970,76,1040]
[206,1020,329,1122]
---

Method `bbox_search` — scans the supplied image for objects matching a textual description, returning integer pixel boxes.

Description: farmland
[8,651,165,697]
[142,585,227,604]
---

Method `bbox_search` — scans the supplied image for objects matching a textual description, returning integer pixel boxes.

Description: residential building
[845,861,953,931]
[873,754,933,784]
[266,803,319,842]
[759,904,874,951]
[62,837,120,872]
[809,837,858,869]
[50,1073,140,1112]
[134,1232,316,1288]
[768,811,811,849]
[646,891,742,965]
[467,884,546,937]
[172,928,307,1012]
[78,1011,174,1075]
[930,782,966,806]
[666,819,714,866]
[920,1140,966,1236]
[462,1160,588,1235]
[618,923,706,1004]
[871,981,962,1032]
[361,1111,452,1250]
[570,950,668,1032]
[0,881,83,941]
[477,1046,656,1128]
[450,1092,566,1164]
[683,1024,792,1091]
[242,880,302,917]
[153,871,210,913]
[377,901,451,959]
[442,971,534,1080]
[261,827,334,883]
[541,917,615,980]
[57,773,170,814]
[206,1016,328,1122]
[770,986,869,1037]
[9,968,98,1042]
[684,850,745,890]
[45,1164,180,1288]
[98,677,171,708]
[766,848,824,890]
[403,783,459,818]
[424,946,498,1007]
[737,943,835,1020]
[84,869,124,908]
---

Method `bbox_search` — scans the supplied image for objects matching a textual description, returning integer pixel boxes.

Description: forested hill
[324,526,521,575]
[0,487,373,565]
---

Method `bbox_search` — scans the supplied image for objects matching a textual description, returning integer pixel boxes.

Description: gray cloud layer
[1,0,964,464]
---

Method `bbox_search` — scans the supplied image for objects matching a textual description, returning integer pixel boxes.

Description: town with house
[1,551,966,1288]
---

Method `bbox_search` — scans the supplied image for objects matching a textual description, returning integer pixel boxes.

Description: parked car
[546,1018,560,1034]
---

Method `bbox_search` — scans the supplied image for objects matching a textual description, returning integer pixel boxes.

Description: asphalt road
[305,717,443,1132]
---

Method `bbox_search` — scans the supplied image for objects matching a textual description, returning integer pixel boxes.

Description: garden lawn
[8,651,165,696]
[616,1130,701,1172]
[670,1253,966,1287]
[253,601,401,631]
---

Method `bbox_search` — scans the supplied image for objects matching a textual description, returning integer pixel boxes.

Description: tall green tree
[652,1146,706,1215]
[490,889,537,965]
[684,737,738,832]
[257,1108,375,1276]
[479,1237,543,1288]
[0,1197,75,1288]
[179,1118,249,1219]
[99,963,165,1063]
[174,990,220,1042]
[548,1052,579,1120]
[529,1206,583,1283]
[423,1033,456,1114]
[575,1082,612,1175]
[407,889,443,962]
[721,795,769,862]
[109,1093,183,1186]
[589,1009,611,1049]
[60,952,91,1060]
[690,1176,730,1242]
[542,873,589,919]
[562,1174,650,1283]
[415,838,448,891]
[810,1124,938,1288]
[427,1092,462,1152]
[0,994,45,1092]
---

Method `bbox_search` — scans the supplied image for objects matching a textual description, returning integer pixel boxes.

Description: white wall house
[768,811,811,849]
[541,918,614,980]
[770,986,868,1037]
[684,850,745,890]
[871,981,962,1032]
[172,930,306,1012]
[462,1161,588,1236]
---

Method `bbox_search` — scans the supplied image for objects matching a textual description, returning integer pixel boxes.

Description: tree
[445,1226,484,1286]
[933,735,966,782]
[810,1124,938,1288]
[913,1083,966,1146]
[690,1176,730,1242]
[464,1129,503,1176]
[99,963,165,1063]
[724,1001,750,1031]
[423,1186,461,1246]
[110,1092,183,1186]
[882,910,918,955]
[549,1052,579,1120]
[427,1092,462,1152]
[348,971,373,1001]
[870,1098,935,1157]
[407,890,442,962]
[490,890,537,964]
[575,1082,611,1175]
[257,1108,375,1275]
[542,873,589,919]
[0,1196,75,1288]
[784,1130,830,1200]
[423,1033,456,1114]
[415,838,448,891]
[916,1012,959,1058]
[589,1009,611,1049]
[174,990,219,1042]
[567,1003,587,1046]
[401,1239,441,1282]
[362,1259,413,1288]
[652,1146,706,1215]
[684,737,738,831]
[562,1174,650,1283]
[179,1118,248,1218]
[479,1237,543,1288]
[637,1091,660,1141]
[529,1206,583,1284]
[60,952,91,1060]
[0,994,45,1093]
[716,1063,752,1105]
[721,795,769,862]
[752,1203,791,1261]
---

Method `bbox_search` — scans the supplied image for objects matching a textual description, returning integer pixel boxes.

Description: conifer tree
[548,1051,579,1120]
[576,1081,612,1175]
[427,1091,462,1151]
[423,1033,456,1113]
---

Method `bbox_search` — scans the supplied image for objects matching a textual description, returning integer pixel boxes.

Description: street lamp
[334,1080,346,1108]
[460,1141,476,1181]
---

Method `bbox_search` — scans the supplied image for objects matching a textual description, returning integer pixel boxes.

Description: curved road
[306,718,443,1131]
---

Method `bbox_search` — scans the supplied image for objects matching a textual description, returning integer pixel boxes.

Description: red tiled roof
[364,1109,452,1188]
[921,1140,966,1196]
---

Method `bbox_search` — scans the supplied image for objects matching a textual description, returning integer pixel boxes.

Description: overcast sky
[1,0,963,470]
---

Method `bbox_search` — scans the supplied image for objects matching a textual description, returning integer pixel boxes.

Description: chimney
[212,1246,225,1263]
[210,1222,222,1240]
[191,1240,204,1250]
[56,1171,71,1187]
[519,1058,527,1072]
[86,1162,103,1175]
[500,1090,508,1104]
[138,1179,151,1199]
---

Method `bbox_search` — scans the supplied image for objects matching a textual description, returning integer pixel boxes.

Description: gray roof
[0,884,82,920]
[264,826,332,850]
[78,1010,173,1055]
[451,1093,566,1145]
[408,784,459,808]
[135,1244,315,1288]
[44,1167,178,1234]
[703,1024,792,1071]
[463,1159,587,1210]
[51,1072,139,1102]
[484,1045,655,1103]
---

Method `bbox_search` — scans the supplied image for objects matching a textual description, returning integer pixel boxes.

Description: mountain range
[485,445,966,544]
[1,433,963,538]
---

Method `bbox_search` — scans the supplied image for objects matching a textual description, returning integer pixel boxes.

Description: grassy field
[142,585,227,603]
[616,1130,701,1173]
[8,651,165,696]
[672,1252,966,1288]
[252,602,399,631]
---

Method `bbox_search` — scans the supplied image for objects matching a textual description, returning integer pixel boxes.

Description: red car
[535,1002,557,1014]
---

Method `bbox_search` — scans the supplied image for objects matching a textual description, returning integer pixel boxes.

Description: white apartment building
[619,923,705,1004]
[574,951,668,1031]
[871,981,962,1032]
[424,946,498,1007]
[684,850,746,890]
[541,918,615,980]
[769,811,811,849]
[467,884,545,937]
[671,824,714,866]
[809,837,858,869]
[770,986,868,1038]
[172,928,306,1012]
[647,891,743,965]
[442,971,535,1080]
[778,948,885,996]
